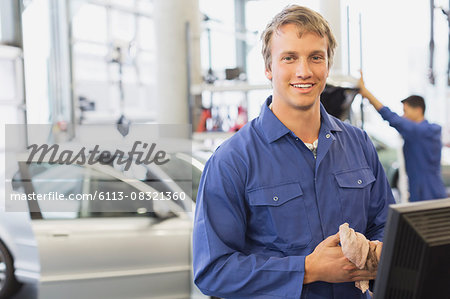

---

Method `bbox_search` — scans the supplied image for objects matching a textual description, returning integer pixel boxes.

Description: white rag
[339,223,381,293]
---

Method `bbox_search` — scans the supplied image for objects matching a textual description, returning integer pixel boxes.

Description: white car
[0,151,210,299]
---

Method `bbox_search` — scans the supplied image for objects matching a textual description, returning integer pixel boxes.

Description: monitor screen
[373,198,450,299]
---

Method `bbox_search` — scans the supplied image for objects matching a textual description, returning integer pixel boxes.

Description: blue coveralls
[378,106,446,201]
[193,96,394,298]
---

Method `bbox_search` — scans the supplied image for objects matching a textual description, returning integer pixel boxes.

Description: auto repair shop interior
[0,0,449,298]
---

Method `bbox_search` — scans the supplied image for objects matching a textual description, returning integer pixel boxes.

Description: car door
[21,162,192,299]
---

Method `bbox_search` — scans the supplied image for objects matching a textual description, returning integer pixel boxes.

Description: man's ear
[265,69,272,80]
[416,107,425,117]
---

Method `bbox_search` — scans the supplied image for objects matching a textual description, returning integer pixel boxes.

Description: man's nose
[295,58,312,79]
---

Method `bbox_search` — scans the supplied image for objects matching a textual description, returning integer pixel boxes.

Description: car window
[21,163,85,219]
[84,167,157,218]
[28,163,85,196]
[19,162,161,219]
[151,152,205,202]
[156,154,193,196]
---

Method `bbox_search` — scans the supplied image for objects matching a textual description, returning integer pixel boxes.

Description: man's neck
[270,99,321,143]
[415,115,425,123]
[408,114,425,123]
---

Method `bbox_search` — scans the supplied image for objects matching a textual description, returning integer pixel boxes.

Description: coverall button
[326,134,331,138]
[357,179,362,184]
[273,196,279,201]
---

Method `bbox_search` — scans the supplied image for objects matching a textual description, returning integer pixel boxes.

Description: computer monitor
[373,198,450,299]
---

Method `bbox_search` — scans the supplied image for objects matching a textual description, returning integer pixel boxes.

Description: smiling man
[193,5,394,298]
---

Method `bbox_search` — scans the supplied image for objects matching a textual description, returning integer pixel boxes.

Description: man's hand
[358,71,371,99]
[303,233,377,284]
[358,71,384,111]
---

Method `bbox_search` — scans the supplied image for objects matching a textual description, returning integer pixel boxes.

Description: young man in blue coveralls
[359,74,447,202]
[193,5,395,298]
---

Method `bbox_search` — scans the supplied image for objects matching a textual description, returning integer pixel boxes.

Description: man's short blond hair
[261,5,337,71]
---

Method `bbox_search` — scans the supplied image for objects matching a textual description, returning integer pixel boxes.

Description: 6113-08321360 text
[10,191,187,201]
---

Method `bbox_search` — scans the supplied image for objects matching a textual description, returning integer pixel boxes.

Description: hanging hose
[429,0,436,85]
[446,1,450,85]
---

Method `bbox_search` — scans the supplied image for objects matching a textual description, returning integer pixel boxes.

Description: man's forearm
[363,90,384,111]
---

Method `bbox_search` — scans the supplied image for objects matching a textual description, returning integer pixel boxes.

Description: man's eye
[311,56,324,62]
[282,56,295,62]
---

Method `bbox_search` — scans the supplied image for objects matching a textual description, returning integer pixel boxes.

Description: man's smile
[290,82,315,93]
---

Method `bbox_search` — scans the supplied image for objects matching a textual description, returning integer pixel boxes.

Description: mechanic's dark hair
[401,95,426,114]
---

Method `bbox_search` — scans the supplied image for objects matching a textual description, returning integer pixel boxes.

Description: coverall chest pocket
[334,168,376,218]
[247,182,312,250]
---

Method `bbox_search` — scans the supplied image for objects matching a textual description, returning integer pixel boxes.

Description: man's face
[265,24,329,111]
